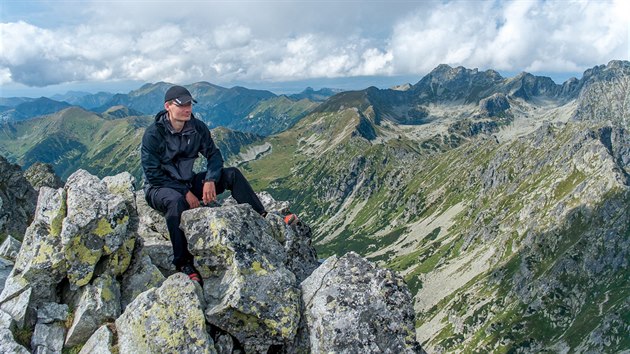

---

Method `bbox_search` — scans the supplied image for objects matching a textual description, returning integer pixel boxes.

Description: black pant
[145,167,266,268]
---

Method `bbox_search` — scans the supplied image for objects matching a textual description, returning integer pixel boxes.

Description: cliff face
[0,169,424,353]
[0,155,37,242]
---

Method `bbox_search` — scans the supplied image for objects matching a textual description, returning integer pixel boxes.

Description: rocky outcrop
[23,162,63,191]
[0,155,37,241]
[115,273,214,353]
[0,168,422,353]
[478,93,510,117]
[300,252,423,353]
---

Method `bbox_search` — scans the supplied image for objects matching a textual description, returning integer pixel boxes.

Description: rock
[78,325,114,354]
[0,258,13,295]
[0,275,33,328]
[23,162,63,191]
[257,192,319,283]
[0,155,37,241]
[265,212,318,284]
[115,273,215,353]
[0,235,22,261]
[65,274,121,347]
[479,93,510,117]
[0,186,70,328]
[121,254,165,310]
[37,302,68,324]
[31,321,65,354]
[0,310,13,329]
[0,326,29,354]
[102,172,137,211]
[181,205,301,352]
[135,190,173,272]
[300,252,423,353]
[62,170,133,288]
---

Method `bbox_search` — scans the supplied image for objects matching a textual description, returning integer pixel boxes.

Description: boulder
[121,254,165,309]
[65,274,121,347]
[61,170,133,288]
[0,327,29,354]
[0,235,22,261]
[0,257,12,295]
[0,310,28,353]
[23,162,63,191]
[0,275,32,328]
[31,321,65,353]
[135,190,173,272]
[115,273,215,353]
[181,205,301,352]
[300,252,423,353]
[36,302,68,324]
[79,325,114,354]
[6,187,67,308]
[0,155,37,240]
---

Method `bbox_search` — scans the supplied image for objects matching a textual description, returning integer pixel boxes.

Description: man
[141,85,295,285]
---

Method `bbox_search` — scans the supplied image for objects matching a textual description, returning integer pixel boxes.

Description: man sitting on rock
[141,85,297,285]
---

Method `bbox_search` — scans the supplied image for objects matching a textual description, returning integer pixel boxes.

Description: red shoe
[180,264,204,287]
[284,213,299,226]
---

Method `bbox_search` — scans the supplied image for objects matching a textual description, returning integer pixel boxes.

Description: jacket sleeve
[141,127,189,194]
[199,124,224,182]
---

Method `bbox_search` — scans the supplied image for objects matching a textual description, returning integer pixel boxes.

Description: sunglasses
[173,101,193,107]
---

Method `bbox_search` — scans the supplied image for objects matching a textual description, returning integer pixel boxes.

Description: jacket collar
[155,110,196,134]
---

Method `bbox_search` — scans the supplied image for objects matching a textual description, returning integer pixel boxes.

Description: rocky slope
[0,169,424,353]
[0,155,37,242]
[238,60,630,352]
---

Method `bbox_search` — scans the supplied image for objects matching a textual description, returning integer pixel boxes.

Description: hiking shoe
[284,213,299,226]
[180,264,204,287]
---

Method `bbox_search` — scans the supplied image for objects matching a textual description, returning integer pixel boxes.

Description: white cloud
[0,0,628,88]
[389,0,629,76]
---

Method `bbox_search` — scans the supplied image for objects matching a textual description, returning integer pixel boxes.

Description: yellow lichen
[251,261,268,275]
[49,196,67,237]
[94,218,114,237]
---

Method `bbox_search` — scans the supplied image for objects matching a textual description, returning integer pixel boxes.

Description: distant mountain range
[0,60,628,352]
[0,84,340,135]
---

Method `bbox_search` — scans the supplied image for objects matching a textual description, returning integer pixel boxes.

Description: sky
[0,0,629,97]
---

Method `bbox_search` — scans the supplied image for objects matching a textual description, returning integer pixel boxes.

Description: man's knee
[164,196,187,215]
[222,167,244,186]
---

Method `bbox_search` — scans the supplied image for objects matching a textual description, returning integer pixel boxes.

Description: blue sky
[1,0,628,97]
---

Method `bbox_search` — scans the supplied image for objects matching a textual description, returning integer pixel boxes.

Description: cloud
[389,0,629,75]
[0,0,627,88]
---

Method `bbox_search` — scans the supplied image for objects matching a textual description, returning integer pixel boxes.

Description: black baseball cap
[164,85,197,105]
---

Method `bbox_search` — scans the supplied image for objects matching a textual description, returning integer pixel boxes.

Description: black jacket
[141,110,223,195]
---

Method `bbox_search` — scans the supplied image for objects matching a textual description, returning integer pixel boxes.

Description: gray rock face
[300,252,422,353]
[116,273,215,353]
[31,321,65,354]
[0,310,28,353]
[23,162,63,192]
[181,205,301,352]
[6,187,67,311]
[0,327,29,354]
[135,190,173,272]
[479,93,510,117]
[62,170,134,288]
[65,274,121,347]
[0,235,22,261]
[78,325,114,354]
[0,155,37,240]
[120,254,165,310]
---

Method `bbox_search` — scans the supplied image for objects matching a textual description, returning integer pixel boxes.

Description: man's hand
[185,191,200,209]
[203,181,217,205]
